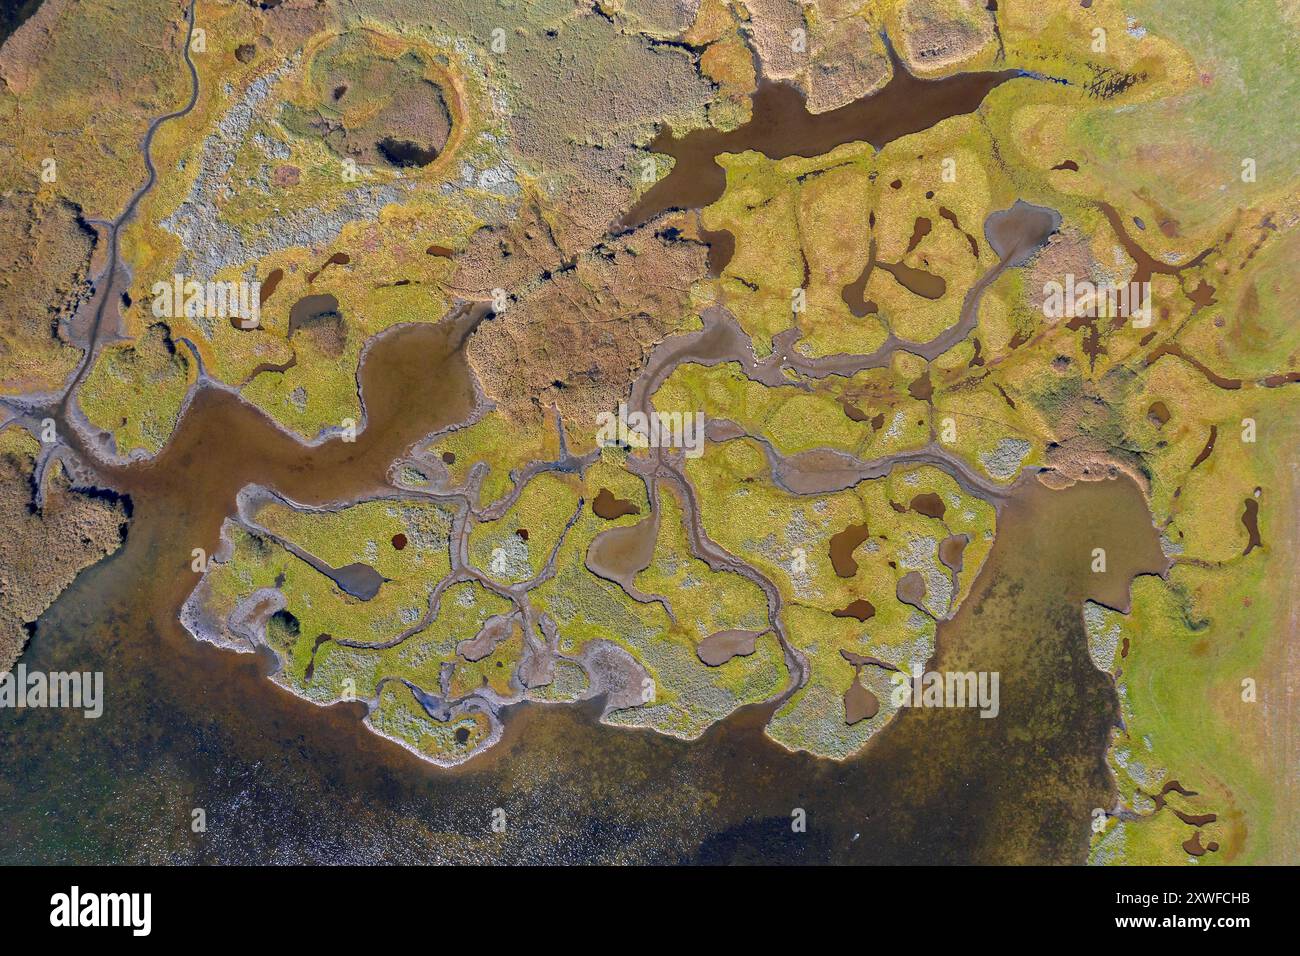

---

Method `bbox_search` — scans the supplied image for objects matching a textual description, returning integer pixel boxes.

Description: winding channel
[0,12,1193,863]
[3,0,1067,756]
[60,0,201,408]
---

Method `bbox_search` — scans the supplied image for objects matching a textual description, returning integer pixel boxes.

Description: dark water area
[1242,496,1262,555]
[0,0,43,49]
[377,136,439,169]
[592,487,640,520]
[0,305,1168,867]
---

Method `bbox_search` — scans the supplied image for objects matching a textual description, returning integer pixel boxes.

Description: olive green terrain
[0,0,1294,863]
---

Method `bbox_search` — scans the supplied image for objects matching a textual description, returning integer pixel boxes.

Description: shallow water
[0,355,1167,866]
[619,52,1020,231]
[0,0,1181,864]
[0,0,45,49]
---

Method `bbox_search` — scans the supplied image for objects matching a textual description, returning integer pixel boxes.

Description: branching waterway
[0,13,1174,863]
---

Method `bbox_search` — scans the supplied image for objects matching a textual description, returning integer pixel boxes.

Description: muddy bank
[644,201,1059,391]
[0,0,46,48]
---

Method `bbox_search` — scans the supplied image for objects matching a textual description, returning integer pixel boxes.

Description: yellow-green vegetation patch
[233,498,455,694]
[367,681,494,764]
[1086,562,1271,864]
[468,472,582,585]
[686,438,997,758]
[322,580,513,699]
[256,497,452,582]
[432,410,563,509]
[609,483,785,739]
[78,323,193,456]
[654,361,865,457]
[932,374,1044,483]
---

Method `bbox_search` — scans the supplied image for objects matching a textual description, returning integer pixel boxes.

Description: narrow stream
[0,9,1167,864]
